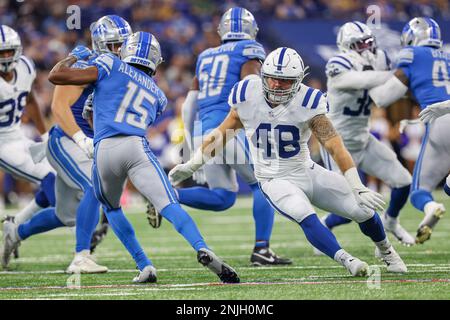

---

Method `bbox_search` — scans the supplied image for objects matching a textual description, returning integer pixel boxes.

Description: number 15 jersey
[196,39,265,133]
[229,78,328,180]
[91,53,167,144]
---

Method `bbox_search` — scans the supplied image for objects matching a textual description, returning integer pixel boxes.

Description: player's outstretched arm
[169,109,244,186]
[329,70,392,91]
[369,69,409,108]
[419,100,450,123]
[24,90,47,135]
[309,114,385,211]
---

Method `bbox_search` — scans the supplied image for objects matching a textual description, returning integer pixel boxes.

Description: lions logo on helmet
[261,47,308,105]
[91,15,132,54]
[120,31,163,76]
[218,7,259,42]
[0,25,22,73]
[400,17,442,48]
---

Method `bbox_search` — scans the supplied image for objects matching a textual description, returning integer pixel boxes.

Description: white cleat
[375,246,407,273]
[344,257,369,277]
[133,265,157,283]
[416,202,445,244]
[1,220,21,269]
[382,213,415,246]
[66,250,108,274]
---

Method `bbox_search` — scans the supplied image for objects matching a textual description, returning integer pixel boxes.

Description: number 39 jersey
[229,78,328,180]
[397,46,450,110]
[196,40,265,133]
[326,49,391,150]
[91,53,167,144]
[0,56,36,134]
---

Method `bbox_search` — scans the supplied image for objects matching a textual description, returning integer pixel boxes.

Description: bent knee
[209,189,237,211]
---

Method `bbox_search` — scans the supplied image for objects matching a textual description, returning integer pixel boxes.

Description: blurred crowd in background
[0,0,444,208]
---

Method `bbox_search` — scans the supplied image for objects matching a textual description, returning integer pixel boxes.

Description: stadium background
[1,0,449,209]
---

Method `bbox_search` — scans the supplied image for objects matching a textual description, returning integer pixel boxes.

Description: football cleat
[66,250,108,274]
[375,246,407,273]
[90,222,109,253]
[1,219,21,269]
[382,213,415,246]
[251,247,293,266]
[1,216,20,258]
[146,201,162,229]
[133,265,157,283]
[344,257,369,277]
[416,202,445,244]
[197,248,240,283]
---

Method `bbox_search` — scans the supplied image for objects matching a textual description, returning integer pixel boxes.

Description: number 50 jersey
[0,56,35,134]
[91,53,167,144]
[229,78,328,180]
[196,39,265,133]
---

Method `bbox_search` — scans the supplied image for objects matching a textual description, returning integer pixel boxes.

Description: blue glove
[69,45,92,61]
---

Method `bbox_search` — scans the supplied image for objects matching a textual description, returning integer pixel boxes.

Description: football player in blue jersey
[148,7,292,266]
[1,16,132,271]
[368,17,450,244]
[48,31,239,284]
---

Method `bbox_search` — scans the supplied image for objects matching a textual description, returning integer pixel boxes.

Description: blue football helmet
[400,17,442,48]
[217,7,259,42]
[119,31,163,75]
[91,15,132,54]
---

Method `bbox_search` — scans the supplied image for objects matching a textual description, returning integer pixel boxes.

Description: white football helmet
[218,7,258,42]
[337,21,377,54]
[120,31,163,76]
[400,17,442,48]
[261,47,308,105]
[0,25,22,73]
[91,15,132,54]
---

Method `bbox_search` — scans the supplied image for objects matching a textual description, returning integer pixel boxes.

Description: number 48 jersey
[229,78,328,180]
[196,39,265,132]
[91,53,167,144]
[0,56,35,134]
[397,45,450,110]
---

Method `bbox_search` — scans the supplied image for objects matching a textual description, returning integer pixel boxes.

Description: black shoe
[1,216,19,259]
[197,248,240,284]
[146,201,162,229]
[90,223,109,254]
[250,247,292,266]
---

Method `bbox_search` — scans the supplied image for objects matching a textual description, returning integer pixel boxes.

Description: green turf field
[0,192,449,300]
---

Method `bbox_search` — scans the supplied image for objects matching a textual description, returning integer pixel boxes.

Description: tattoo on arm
[309,114,339,145]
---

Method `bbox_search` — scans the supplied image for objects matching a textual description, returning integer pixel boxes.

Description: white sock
[334,249,352,266]
[14,199,43,224]
[375,238,391,252]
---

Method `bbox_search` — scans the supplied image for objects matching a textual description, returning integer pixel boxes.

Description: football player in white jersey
[169,47,408,275]
[320,21,414,246]
[0,26,56,233]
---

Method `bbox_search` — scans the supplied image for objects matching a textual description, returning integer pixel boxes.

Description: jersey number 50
[252,123,300,159]
[198,54,230,99]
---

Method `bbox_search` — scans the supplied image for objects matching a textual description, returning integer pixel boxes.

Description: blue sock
[386,185,410,218]
[75,188,100,252]
[299,214,342,259]
[18,208,64,240]
[358,213,386,243]
[410,189,433,211]
[177,187,236,211]
[105,207,151,271]
[160,203,207,251]
[444,183,450,196]
[250,183,273,248]
[324,213,352,229]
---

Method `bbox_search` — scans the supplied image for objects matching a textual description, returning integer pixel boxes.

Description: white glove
[169,163,197,186]
[419,100,450,123]
[72,130,94,158]
[192,167,207,184]
[82,93,94,120]
[344,167,385,212]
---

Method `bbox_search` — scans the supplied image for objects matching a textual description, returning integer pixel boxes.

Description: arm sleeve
[242,41,266,61]
[327,69,393,90]
[91,54,114,81]
[368,74,409,108]
[181,90,199,148]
